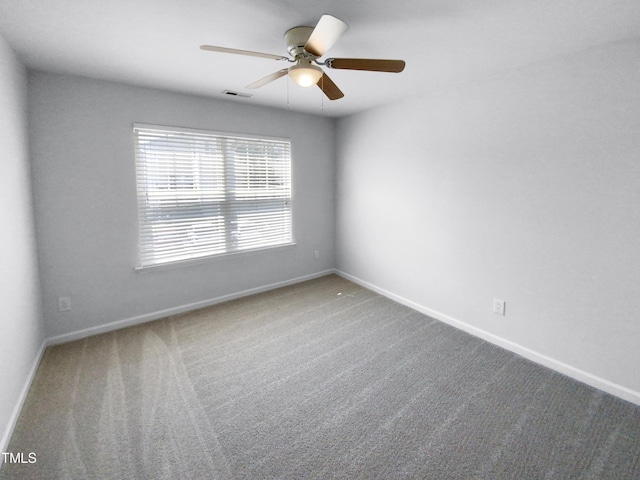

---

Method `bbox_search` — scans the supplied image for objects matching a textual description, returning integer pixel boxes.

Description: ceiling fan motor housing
[284,26,314,58]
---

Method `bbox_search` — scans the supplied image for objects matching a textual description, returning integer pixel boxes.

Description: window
[134,124,292,268]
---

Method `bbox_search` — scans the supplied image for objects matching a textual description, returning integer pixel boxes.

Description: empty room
[1,0,639,478]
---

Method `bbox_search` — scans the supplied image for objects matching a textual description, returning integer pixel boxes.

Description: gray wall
[336,38,640,399]
[28,72,336,340]
[0,34,44,452]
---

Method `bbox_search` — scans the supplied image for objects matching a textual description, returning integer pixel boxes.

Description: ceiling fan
[200,14,405,100]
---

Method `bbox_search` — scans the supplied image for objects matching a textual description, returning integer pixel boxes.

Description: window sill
[135,242,297,273]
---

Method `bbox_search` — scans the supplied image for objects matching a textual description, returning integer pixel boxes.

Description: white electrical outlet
[58,296,71,312]
[493,298,506,316]
[314,250,319,260]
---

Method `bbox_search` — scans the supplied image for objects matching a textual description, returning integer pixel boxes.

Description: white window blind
[134,124,292,268]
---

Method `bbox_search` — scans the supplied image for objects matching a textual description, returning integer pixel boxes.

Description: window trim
[134,242,296,273]
[133,123,294,271]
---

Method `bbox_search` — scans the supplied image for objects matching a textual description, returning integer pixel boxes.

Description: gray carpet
[2,274,639,479]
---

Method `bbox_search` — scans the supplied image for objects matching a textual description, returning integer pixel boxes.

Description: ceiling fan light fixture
[288,63,323,88]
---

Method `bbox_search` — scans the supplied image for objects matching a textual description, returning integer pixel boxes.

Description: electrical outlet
[314,250,319,260]
[58,296,71,312]
[493,298,506,316]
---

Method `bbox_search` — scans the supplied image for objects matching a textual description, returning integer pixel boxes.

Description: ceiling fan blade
[304,15,348,57]
[246,69,289,89]
[316,72,344,100]
[200,45,289,61]
[326,58,406,73]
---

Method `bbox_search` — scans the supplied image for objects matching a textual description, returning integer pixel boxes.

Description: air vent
[222,90,252,99]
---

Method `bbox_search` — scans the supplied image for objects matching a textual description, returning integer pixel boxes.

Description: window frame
[133,123,294,271]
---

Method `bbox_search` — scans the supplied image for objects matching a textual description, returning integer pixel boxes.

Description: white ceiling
[1,0,639,117]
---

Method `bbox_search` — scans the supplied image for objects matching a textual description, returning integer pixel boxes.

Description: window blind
[134,125,292,268]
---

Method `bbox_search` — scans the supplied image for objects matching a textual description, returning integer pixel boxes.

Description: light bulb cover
[288,64,323,88]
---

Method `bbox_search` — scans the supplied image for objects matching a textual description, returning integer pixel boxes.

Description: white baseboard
[335,269,640,407]
[0,339,46,459]
[47,269,335,346]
